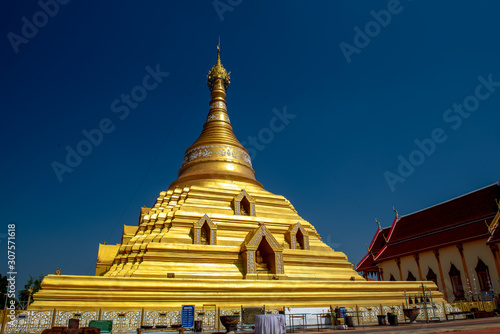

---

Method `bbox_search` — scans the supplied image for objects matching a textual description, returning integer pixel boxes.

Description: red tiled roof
[356,226,391,272]
[375,182,499,262]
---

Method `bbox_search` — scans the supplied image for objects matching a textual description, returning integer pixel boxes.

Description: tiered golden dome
[171,46,262,189]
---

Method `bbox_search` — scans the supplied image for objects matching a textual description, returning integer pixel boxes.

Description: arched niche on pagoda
[193,214,217,245]
[241,224,284,279]
[285,222,310,250]
[233,189,256,216]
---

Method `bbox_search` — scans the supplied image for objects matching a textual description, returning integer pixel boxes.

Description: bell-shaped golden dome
[170,46,262,189]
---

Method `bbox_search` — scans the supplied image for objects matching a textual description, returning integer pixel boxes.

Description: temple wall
[419,251,442,288]
[462,240,499,292]
[380,260,399,281]
[376,240,499,303]
[399,255,419,281]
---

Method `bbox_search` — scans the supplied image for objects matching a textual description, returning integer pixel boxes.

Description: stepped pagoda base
[31,275,442,310]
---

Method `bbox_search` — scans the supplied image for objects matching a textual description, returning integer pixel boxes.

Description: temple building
[357,182,500,302]
[31,46,441,311]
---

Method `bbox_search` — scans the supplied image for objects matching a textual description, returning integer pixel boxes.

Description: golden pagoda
[31,46,444,311]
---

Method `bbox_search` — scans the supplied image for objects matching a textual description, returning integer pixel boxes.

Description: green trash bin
[88,320,113,334]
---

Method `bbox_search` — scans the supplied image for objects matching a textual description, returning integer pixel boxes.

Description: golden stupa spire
[207,40,230,91]
[170,44,262,189]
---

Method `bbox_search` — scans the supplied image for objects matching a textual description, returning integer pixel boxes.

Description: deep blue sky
[1,1,499,290]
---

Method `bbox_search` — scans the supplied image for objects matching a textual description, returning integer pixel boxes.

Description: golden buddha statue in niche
[255,250,268,271]
[201,227,209,245]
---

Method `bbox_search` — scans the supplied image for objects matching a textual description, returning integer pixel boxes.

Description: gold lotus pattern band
[182,144,252,166]
[210,101,227,110]
[206,112,230,123]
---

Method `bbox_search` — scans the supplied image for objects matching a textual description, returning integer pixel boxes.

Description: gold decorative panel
[101,310,141,333]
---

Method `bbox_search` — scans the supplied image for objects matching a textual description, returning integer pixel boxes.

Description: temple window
[475,259,491,292]
[233,190,256,216]
[406,271,416,281]
[426,268,438,286]
[449,264,465,301]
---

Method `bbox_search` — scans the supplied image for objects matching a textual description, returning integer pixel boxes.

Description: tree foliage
[0,273,7,307]
[18,274,44,308]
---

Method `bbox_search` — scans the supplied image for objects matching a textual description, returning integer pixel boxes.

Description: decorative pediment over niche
[286,222,310,250]
[193,214,217,245]
[242,224,282,252]
[233,189,256,216]
[240,224,284,278]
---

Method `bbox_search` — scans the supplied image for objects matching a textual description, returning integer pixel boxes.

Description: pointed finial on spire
[207,41,230,91]
[375,217,381,230]
[217,36,221,62]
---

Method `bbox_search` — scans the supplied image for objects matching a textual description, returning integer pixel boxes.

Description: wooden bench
[137,326,184,334]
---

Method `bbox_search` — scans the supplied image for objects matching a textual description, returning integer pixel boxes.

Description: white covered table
[254,314,286,334]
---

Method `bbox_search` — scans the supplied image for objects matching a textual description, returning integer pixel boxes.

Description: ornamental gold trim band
[182,144,252,167]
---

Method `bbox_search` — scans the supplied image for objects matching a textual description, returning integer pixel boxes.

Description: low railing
[0,301,495,333]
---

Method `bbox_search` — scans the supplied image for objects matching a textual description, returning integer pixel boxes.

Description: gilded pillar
[243,250,256,277]
[275,251,284,275]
